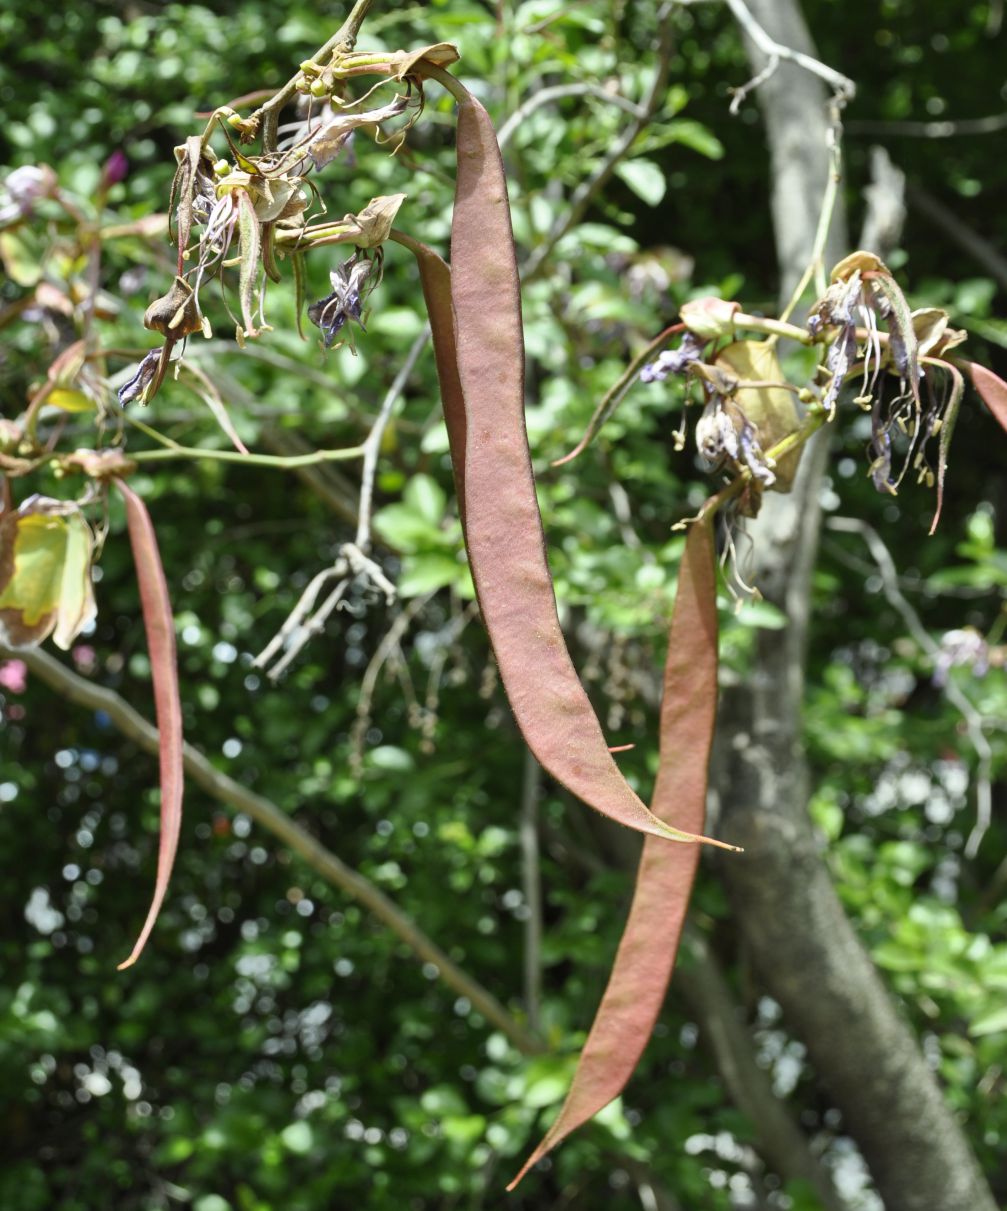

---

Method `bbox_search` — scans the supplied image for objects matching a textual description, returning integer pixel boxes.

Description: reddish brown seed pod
[114,479,185,970]
[509,514,720,1187]
[437,87,734,849]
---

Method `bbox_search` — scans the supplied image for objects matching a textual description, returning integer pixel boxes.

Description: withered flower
[640,333,706,383]
[117,349,164,407]
[308,251,381,348]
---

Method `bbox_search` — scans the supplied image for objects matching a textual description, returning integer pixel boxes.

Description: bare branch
[356,327,429,549]
[520,749,543,1035]
[497,82,646,152]
[678,927,851,1211]
[848,113,1007,139]
[11,644,543,1056]
[723,0,855,109]
[350,593,434,772]
[254,327,429,677]
[907,182,1007,293]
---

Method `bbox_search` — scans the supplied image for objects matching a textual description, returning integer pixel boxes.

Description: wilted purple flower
[640,332,706,383]
[695,397,776,487]
[117,349,163,406]
[308,252,379,348]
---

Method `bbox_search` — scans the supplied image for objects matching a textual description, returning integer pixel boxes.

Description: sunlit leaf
[47,387,95,413]
[0,500,96,650]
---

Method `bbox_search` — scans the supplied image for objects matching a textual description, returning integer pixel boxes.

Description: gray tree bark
[713,2,998,1209]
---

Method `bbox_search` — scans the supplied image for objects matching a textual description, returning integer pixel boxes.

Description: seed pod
[435,87,734,850]
[509,514,720,1188]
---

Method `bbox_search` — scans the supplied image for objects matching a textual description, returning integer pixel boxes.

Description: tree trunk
[714,2,997,1209]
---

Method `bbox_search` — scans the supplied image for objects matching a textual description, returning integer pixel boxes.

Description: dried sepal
[679,295,740,342]
[144,277,203,339]
[236,190,263,339]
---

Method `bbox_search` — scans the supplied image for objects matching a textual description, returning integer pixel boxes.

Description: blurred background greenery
[1,1,1005,1208]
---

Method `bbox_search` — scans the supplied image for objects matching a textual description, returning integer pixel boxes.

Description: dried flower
[640,333,706,383]
[308,252,380,348]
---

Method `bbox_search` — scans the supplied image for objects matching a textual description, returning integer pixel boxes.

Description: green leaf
[280,1121,314,1154]
[398,553,467,598]
[970,1006,1007,1037]
[644,119,724,160]
[614,159,666,207]
[404,473,446,526]
[47,387,95,413]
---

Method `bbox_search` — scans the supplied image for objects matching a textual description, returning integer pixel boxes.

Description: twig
[723,0,855,109]
[520,749,543,1035]
[678,927,851,1211]
[777,95,844,319]
[251,0,376,152]
[10,644,543,1056]
[129,443,365,468]
[907,183,1007,294]
[496,82,646,151]
[848,113,1007,139]
[355,327,428,548]
[827,517,994,858]
[350,593,433,771]
[521,2,677,281]
[254,328,428,677]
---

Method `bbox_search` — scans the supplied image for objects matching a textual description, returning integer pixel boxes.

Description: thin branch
[678,927,850,1211]
[521,2,677,281]
[356,327,428,548]
[254,328,428,677]
[519,749,543,1035]
[12,644,543,1056]
[723,0,855,108]
[350,593,433,771]
[129,443,365,468]
[848,113,1007,139]
[826,517,994,858]
[907,183,1007,294]
[496,82,646,152]
[251,0,376,151]
[259,425,362,526]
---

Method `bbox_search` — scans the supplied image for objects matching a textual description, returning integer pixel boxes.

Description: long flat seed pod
[509,515,720,1189]
[438,81,734,849]
[114,479,184,970]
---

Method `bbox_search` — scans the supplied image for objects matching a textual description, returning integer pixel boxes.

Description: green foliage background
[1,1,1005,1208]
